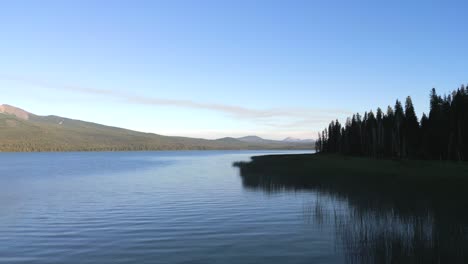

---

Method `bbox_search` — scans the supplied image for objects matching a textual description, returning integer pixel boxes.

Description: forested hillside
[0,105,313,152]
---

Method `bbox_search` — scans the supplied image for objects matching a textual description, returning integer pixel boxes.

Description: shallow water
[1,151,466,263]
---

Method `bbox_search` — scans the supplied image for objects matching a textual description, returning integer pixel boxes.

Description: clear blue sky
[1,0,467,139]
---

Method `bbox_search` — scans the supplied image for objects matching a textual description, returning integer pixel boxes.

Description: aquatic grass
[234,153,468,263]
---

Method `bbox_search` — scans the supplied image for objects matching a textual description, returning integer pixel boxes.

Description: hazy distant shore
[0,146,313,153]
[0,104,314,152]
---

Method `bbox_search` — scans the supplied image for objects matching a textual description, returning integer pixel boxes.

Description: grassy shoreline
[235,153,468,178]
[234,153,468,201]
[234,153,468,262]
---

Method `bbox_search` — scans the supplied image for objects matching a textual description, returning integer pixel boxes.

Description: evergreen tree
[404,96,419,157]
[316,85,468,161]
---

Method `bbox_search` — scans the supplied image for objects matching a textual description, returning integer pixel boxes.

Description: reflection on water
[4,150,342,264]
[237,162,468,264]
[1,151,465,263]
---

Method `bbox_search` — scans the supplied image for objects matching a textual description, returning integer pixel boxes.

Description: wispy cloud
[0,74,352,131]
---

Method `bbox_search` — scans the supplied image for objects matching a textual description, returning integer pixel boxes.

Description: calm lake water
[0,151,466,263]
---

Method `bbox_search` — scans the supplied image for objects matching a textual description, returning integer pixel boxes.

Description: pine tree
[316,86,468,161]
[404,96,419,157]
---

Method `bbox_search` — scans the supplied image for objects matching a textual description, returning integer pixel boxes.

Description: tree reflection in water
[235,160,468,264]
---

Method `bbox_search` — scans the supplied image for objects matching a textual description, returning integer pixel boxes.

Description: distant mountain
[0,104,30,120]
[237,135,272,143]
[0,104,314,152]
[237,135,314,145]
[282,137,315,143]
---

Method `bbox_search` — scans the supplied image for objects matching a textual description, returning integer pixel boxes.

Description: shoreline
[0,149,314,154]
[234,153,468,196]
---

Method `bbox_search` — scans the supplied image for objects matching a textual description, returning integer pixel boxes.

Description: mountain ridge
[0,104,30,120]
[282,137,314,143]
[0,104,314,152]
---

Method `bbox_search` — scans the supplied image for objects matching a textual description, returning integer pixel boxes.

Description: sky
[1,0,467,139]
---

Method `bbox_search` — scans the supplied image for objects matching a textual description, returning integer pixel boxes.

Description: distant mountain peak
[236,135,314,145]
[283,137,300,141]
[238,135,264,140]
[283,137,314,143]
[0,104,30,120]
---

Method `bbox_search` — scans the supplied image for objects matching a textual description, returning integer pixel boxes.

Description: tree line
[315,86,468,161]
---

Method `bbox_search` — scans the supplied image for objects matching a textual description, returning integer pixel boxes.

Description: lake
[0,151,466,263]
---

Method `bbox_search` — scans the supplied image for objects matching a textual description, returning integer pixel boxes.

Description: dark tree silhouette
[404,96,419,158]
[316,86,468,161]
